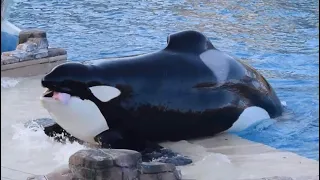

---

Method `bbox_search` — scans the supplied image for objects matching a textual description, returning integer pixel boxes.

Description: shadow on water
[8,0,319,160]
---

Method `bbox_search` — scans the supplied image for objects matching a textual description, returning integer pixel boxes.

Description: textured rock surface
[69,148,141,180]
[15,29,49,59]
[140,162,182,180]
[1,28,67,65]
[18,29,47,44]
[48,48,67,57]
[68,148,182,180]
[0,54,19,65]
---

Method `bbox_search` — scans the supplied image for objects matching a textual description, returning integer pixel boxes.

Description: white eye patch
[89,86,121,102]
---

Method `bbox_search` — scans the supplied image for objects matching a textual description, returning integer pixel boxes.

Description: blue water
[9,0,318,160]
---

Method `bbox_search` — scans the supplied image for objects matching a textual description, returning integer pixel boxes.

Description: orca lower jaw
[42,80,93,98]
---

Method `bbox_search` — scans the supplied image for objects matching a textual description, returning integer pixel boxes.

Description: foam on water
[281,101,287,107]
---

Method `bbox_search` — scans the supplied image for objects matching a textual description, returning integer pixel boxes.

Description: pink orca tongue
[52,92,71,104]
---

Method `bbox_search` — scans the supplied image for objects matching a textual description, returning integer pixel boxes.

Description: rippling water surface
[8,0,319,160]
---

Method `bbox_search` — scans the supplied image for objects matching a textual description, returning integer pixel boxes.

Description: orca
[39,30,283,165]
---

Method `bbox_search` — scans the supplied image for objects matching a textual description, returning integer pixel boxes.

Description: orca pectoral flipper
[43,123,82,143]
[25,118,81,143]
[94,129,127,149]
[94,129,154,151]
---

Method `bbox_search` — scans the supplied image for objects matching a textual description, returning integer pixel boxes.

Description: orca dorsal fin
[165,30,216,54]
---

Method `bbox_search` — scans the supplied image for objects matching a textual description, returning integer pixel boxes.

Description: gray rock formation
[140,162,182,180]
[1,28,67,65]
[69,148,142,180]
[27,148,182,180]
[2,29,49,60]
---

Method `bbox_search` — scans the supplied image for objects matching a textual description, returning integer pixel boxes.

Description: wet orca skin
[40,30,283,158]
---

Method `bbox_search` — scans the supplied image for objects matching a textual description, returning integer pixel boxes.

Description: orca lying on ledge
[39,30,283,165]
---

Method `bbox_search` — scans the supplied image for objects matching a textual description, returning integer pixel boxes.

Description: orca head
[40,62,121,144]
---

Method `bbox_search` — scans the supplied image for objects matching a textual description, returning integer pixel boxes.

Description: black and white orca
[39,30,283,165]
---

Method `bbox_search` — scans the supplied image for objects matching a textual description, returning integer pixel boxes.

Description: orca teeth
[43,89,54,97]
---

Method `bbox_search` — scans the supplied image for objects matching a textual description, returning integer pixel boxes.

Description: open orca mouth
[43,89,54,98]
[42,83,121,104]
[42,87,79,105]
[43,87,75,97]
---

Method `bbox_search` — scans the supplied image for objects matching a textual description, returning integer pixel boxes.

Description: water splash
[1,77,21,88]
[281,101,287,107]
[9,122,85,169]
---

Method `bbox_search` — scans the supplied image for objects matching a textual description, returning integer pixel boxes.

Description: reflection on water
[3,0,319,172]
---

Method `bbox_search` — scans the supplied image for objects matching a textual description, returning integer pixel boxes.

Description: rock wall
[28,148,182,180]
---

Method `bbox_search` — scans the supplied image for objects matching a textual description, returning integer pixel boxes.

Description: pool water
[7,0,319,161]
